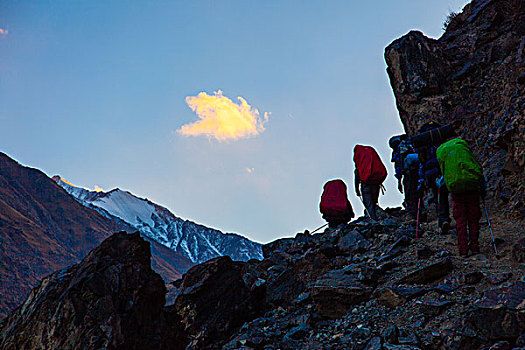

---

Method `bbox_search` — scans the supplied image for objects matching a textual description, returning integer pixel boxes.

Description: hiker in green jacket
[437,138,485,257]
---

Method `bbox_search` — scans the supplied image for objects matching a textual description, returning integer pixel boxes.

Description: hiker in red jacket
[353,145,387,221]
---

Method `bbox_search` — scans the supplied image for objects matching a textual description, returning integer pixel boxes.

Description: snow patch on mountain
[54,176,263,264]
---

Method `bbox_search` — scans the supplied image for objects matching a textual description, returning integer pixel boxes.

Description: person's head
[389,134,406,149]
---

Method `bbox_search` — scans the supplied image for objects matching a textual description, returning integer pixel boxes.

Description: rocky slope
[0,152,192,318]
[385,0,524,218]
[53,176,263,264]
[2,212,524,349]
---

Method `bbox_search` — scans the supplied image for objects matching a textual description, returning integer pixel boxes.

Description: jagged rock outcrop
[0,232,172,350]
[385,0,525,217]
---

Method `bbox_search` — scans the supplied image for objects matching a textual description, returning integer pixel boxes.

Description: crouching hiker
[437,138,485,257]
[353,145,387,221]
[320,179,355,229]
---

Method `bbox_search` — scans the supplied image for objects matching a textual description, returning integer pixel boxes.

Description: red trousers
[452,192,481,254]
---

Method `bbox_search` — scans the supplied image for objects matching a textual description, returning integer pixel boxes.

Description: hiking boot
[439,222,450,235]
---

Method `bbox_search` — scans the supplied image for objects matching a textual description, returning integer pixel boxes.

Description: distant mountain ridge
[0,152,194,318]
[53,177,264,264]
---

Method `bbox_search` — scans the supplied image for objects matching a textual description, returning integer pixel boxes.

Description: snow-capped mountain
[53,176,263,264]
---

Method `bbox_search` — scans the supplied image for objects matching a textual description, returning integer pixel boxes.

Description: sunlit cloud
[0,28,8,38]
[246,167,255,174]
[178,90,269,141]
[94,185,104,192]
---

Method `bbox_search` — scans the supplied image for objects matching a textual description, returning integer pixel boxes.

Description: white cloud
[178,90,269,141]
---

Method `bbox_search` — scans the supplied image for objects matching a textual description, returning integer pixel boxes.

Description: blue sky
[0,0,470,243]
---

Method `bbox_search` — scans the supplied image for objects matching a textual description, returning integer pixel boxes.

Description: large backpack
[398,139,419,173]
[353,145,388,185]
[320,180,352,217]
[436,138,483,193]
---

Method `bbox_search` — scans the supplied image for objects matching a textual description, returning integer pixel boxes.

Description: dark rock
[434,282,460,294]
[397,257,453,285]
[487,272,512,285]
[285,323,310,341]
[416,246,434,259]
[311,269,373,319]
[365,336,383,350]
[464,271,485,285]
[418,299,455,316]
[398,327,421,346]
[266,268,305,308]
[440,326,485,350]
[469,281,525,340]
[170,256,265,349]
[383,344,421,349]
[336,230,371,254]
[378,285,429,308]
[517,333,525,346]
[0,232,176,350]
[383,325,400,344]
[513,239,525,263]
[487,341,511,350]
[262,238,295,259]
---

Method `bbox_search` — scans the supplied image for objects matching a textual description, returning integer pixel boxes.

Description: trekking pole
[437,188,440,232]
[416,197,421,239]
[482,199,498,256]
[310,223,328,234]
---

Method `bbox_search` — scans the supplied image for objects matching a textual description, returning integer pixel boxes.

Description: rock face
[0,152,192,318]
[385,0,525,217]
[0,232,170,350]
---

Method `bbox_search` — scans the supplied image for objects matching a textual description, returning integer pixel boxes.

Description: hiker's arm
[354,169,361,196]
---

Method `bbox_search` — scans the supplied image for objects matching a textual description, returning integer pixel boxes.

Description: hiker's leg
[452,193,468,255]
[467,192,482,253]
[361,184,378,220]
[404,174,418,219]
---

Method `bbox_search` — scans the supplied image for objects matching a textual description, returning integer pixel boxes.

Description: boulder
[378,285,429,308]
[397,257,453,285]
[336,230,371,254]
[469,281,525,340]
[0,232,171,350]
[310,269,373,319]
[170,256,265,349]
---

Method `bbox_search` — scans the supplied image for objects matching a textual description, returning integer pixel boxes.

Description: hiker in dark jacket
[390,135,420,220]
[416,122,451,234]
[354,169,380,220]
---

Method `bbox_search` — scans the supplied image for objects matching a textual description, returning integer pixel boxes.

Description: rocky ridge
[385,0,525,218]
[0,152,192,318]
[2,209,524,349]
